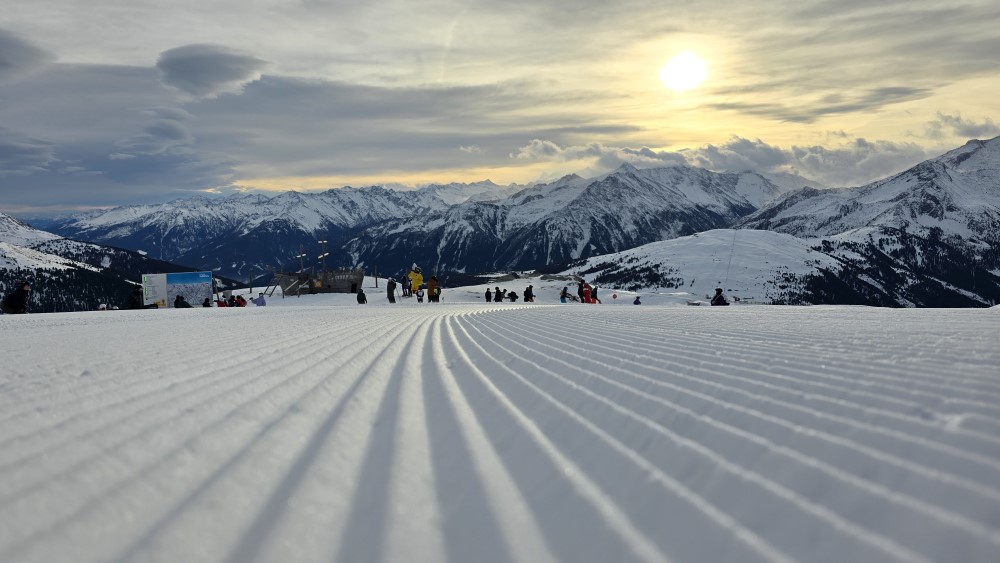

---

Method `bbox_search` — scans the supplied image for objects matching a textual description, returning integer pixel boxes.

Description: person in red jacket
[582,283,592,304]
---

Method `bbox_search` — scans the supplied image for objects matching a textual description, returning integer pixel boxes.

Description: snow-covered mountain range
[35,169,788,281]
[11,136,1000,308]
[42,181,524,282]
[342,165,786,276]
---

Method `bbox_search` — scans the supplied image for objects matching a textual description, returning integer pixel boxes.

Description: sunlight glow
[659,51,708,92]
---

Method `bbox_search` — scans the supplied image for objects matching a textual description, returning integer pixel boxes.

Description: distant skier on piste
[357,288,367,304]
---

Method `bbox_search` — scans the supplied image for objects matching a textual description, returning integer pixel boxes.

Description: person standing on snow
[633,296,642,305]
[173,295,192,308]
[427,276,439,303]
[582,283,592,304]
[559,286,569,303]
[710,288,730,306]
[357,288,367,304]
[407,265,424,297]
[386,278,397,303]
[1,281,32,314]
[485,287,493,303]
[524,285,534,302]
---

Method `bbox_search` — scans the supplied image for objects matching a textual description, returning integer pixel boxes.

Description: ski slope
[1,298,999,563]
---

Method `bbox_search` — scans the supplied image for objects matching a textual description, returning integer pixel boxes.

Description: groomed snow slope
[2,301,999,563]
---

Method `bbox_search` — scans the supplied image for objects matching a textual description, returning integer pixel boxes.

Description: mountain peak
[934,135,1000,171]
[614,162,640,174]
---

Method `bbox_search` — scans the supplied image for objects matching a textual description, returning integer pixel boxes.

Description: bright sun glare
[659,51,708,92]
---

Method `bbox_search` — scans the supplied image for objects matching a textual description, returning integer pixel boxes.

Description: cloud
[156,44,267,98]
[0,29,55,82]
[511,136,931,188]
[925,112,1000,140]
[708,87,931,124]
[0,128,57,174]
[115,120,194,156]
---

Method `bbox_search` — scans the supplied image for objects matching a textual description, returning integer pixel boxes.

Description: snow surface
[2,281,999,563]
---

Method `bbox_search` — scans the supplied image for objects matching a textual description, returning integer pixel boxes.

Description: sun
[659,51,708,92]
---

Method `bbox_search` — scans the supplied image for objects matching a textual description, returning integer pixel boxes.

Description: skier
[357,288,367,304]
[582,283,592,304]
[174,295,193,308]
[387,278,397,303]
[416,288,425,303]
[427,276,439,303]
[507,290,519,302]
[202,298,213,307]
[1,281,31,314]
[577,280,585,302]
[524,285,534,302]
[710,288,730,306]
[408,265,424,297]
[591,285,601,304]
[633,296,642,305]
[559,286,569,303]
[485,287,493,303]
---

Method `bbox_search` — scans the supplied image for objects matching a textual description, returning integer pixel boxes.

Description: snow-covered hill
[2,299,998,562]
[0,212,60,247]
[559,229,841,304]
[559,228,999,307]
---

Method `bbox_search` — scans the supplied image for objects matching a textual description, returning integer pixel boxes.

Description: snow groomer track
[2,304,999,563]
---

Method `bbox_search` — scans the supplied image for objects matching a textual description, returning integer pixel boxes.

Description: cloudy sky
[2,0,999,213]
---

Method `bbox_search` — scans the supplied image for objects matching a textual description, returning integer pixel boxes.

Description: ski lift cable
[723,228,738,287]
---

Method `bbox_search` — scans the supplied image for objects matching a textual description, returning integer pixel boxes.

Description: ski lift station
[269,269,365,296]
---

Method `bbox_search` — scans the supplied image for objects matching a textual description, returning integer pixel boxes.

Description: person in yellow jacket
[407,266,424,296]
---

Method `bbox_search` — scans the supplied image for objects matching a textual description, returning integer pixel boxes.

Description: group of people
[383,265,443,304]
[557,281,602,304]
[2,273,734,314]
[485,285,535,303]
[122,285,268,310]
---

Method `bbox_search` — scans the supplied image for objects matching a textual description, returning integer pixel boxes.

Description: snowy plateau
[1,280,999,563]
